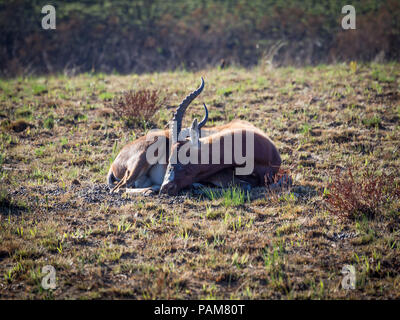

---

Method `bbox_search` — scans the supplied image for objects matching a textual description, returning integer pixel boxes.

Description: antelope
[159,79,282,196]
[108,78,254,194]
[108,78,282,195]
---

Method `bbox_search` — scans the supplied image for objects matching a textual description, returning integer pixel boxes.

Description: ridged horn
[198,103,208,129]
[170,77,205,145]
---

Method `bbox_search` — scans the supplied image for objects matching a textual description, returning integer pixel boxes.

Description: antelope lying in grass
[159,81,281,195]
[108,78,243,194]
[108,78,282,195]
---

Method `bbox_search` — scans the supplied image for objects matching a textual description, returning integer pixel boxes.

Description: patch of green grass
[59,137,68,147]
[362,114,382,128]
[275,222,299,236]
[371,69,396,83]
[0,80,11,96]
[256,76,269,87]
[76,113,88,122]
[200,185,250,207]
[15,107,32,119]
[34,146,46,157]
[43,114,55,129]
[99,92,114,101]
[216,87,233,97]
[32,84,48,95]
[301,123,312,135]
[222,186,250,207]
[200,187,220,201]
[205,205,225,219]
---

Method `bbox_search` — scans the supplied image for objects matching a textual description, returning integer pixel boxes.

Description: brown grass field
[0,62,399,299]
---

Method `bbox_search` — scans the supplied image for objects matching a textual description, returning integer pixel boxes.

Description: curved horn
[170,77,205,144]
[198,103,208,129]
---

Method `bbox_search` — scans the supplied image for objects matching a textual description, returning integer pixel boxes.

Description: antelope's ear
[189,118,200,145]
[178,128,190,141]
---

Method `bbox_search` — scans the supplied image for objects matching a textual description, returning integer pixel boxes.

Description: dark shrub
[1,0,399,76]
[111,89,166,127]
[324,166,400,220]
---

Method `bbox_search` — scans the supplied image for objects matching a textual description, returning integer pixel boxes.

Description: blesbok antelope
[107,78,252,194]
[159,80,282,196]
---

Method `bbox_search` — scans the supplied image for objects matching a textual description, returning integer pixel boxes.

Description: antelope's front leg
[125,185,161,196]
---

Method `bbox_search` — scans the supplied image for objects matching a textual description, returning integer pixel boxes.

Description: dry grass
[0,63,399,299]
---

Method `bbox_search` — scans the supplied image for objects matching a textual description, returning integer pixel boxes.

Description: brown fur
[108,121,259,193]
[160,120,281,195]
[109,130,169,192]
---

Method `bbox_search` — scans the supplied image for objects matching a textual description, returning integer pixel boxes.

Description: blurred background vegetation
[1,0,399,76]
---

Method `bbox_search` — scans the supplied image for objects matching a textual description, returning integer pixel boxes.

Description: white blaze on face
[162,166,175,186]
[149,163,166,185]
